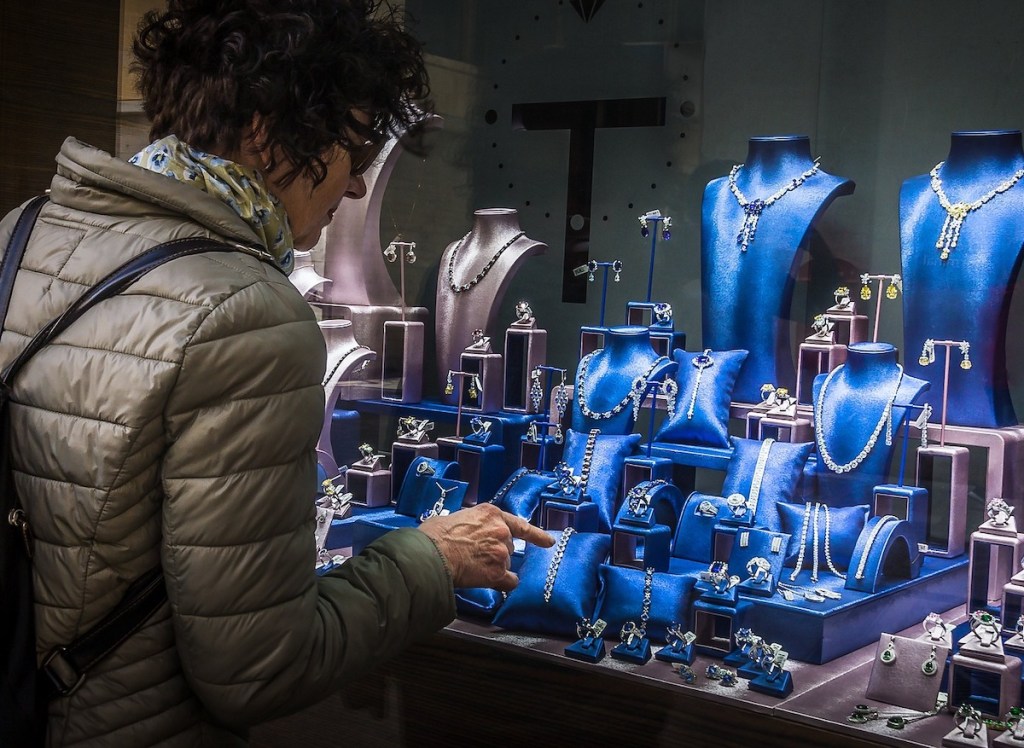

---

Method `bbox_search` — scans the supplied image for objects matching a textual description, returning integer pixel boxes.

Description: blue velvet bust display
[900,130,1024,428]
[701,135,854,403]
[812,343,928,507]
[571,326,676,435]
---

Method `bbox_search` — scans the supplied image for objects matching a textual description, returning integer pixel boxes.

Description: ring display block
[346,464,392,507]
[692,599,749,657]
[578,325,608,358]
[564,636,606,663]
[436,435,462,463]
[654,638,696,666]
[540,499,599,533]
[948,650,1021,718]
[622,456,674,497]
[824,310,868,347]
[390,441,439,500]
[520,434,562,471]
[872,484,929,549]
[748,669,794,698]
[757,414,812,444]
[455,441,505,505]
[503,325,547,413]
[612,524,672,572]
[1001,570,1024,639]
[916,444,969,558]
[380,321,424,403]
[967,519,1023,612]
[459,351,504,413]
[610,635,652,664]
[796,341,846,405]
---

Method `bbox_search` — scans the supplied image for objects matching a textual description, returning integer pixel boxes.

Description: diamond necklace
[728,157,821,251]
[929,161,1024,260]
[576,350,668,420]
[814,364,903,474]
[447,230,526,293]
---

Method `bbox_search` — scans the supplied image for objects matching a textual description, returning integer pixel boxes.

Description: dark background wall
[0,0,119,214]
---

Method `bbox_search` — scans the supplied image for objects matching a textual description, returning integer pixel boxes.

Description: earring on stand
[529,368,544,412]
[959,340,972,370]
[587,259,598,283]
[468,375,481,400]
[445,370,454,396]
[405,242,417,264]
[384,242,398,262]
[662,216,672,241]
[886,273,902,300]
[612,259,623,283]
[921,645,938,677]
[631,376,648,421]
[662,379,679,418]
[918,339,936,367]
[639,214,649,238]
[860,273,872,301]
[554,424,564,445]
[553,371,569,419]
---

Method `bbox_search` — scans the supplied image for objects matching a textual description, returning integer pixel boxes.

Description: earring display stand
[520,420,562,472]
[502,306,547,413]
[865,633,950,712]
[576,258,622,357]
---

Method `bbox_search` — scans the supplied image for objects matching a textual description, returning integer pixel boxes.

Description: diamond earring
[860,273,872,301]
[960,341,972,370]
[879,636,897,665]
[445,370,454,396]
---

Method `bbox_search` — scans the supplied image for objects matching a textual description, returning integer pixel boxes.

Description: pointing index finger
[502,511,554,547]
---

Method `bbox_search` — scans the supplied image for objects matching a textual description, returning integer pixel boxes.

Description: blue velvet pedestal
[622,456,674,495]
[539,484,600,532]
[872,483,929,550]
[692,597,750,657]
[748,669,794,698]
[564,636,606,663]
[654,639,696,666]
[845,516,923,595]
[456,439,505,504]
[350,478,468,555]
[610,636,652,665]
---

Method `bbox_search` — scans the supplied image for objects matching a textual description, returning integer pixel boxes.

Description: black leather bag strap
[2,236,236,386]
[0,195,49,330]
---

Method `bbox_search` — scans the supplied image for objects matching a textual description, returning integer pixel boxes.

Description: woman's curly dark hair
[132,0,430,187]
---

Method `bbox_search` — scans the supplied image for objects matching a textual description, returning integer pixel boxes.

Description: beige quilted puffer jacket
[0,138,455,747]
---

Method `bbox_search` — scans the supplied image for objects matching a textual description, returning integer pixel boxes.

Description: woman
[0,1,550,745]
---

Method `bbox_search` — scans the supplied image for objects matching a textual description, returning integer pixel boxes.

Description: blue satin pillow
[455,587,504,619]
[655,349,748,448]
[721,437,813,532]
[493,531,610,637]
[562,429,641,533]
[777,502,870,570]
[491,467,554,523]
[671,492,732,563]
[595,565,696,642]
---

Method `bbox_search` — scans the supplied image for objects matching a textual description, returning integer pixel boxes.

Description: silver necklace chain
[789,502,846,583]
[638,567,654,637]
[728,158,821,251]
[488,467,542,506]
[321,344,369,387]
[854,515,899,580]
[929,161,1024,261]
[814,364,903,474]
[447,230,526,293]
[543,527,576,603]
[576,350,668,420]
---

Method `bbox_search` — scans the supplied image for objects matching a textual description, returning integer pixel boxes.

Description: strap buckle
[41,647,85,697]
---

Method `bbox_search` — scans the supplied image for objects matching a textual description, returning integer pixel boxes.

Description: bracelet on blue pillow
[493,529,610,638]
[721,437,813,531]
[561,428,641,533]
[490,467,554,522]
[595,564,696,642]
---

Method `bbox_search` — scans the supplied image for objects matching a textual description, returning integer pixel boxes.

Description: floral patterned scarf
[129,135,294,273]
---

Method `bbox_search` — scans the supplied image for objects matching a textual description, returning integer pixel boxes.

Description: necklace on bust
[928,161,1024,261]
[728,157,821,251]
[447,230,526,293]
[814,364,903,474]
[575,350,668,421]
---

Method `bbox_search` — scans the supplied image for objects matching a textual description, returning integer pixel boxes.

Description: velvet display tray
[446,606,971,746]
[667,556,969,664]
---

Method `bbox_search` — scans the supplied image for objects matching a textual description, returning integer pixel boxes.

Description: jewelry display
[529,368,544,412]
[625,479,668,517]
[415,461,436,477]
[553,371,570,419]
[879,635,897,665]
[466,328,492,352]
[929,160,1024,260]
[318,475,353,519]
[921,645,939,676]
[846,701,944,729]
[960,340,973,370]
[446,230,526,293]
[445,370,455,396]
[788,502,848,583]
[987,497,1015,527]
[575,617,607,644]
[553,461,582,497]
[919,339,936,366]
[676,664,697,684]
[695,500,718,518]
[766,386,795,416]
[810,313,834,339]
[467,416,492,444]
[746,557,772,585]
[610,567,655,663]
[728,157,822,251]
[833,286,851,309]
[658,624,697,666]
[955,704,985,741]
[397,416,435,443]
[759,643,789,682]
[575,350,669,421]
[653,302,673,325]
[924,612,955,643]
[487,467,543,508]
[726,493,749,520]
[969,610,1003,647]
[857,273,903,341]
[775,581,841,603]
[853,515,899,580]
[661,379,679,418]
[576,428,599,495]
[515,300,534,324]
[758,383,777,408]
[1006,708,1024,741]
[553,424,564,445]
[686,350,715,420]
[320,343,371,389]
[543,527,576,603]
[699,561,741,595]
[745,437,774,520]
[356,442,387,470]
[814,364,904,473]
[419,481,456,522]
